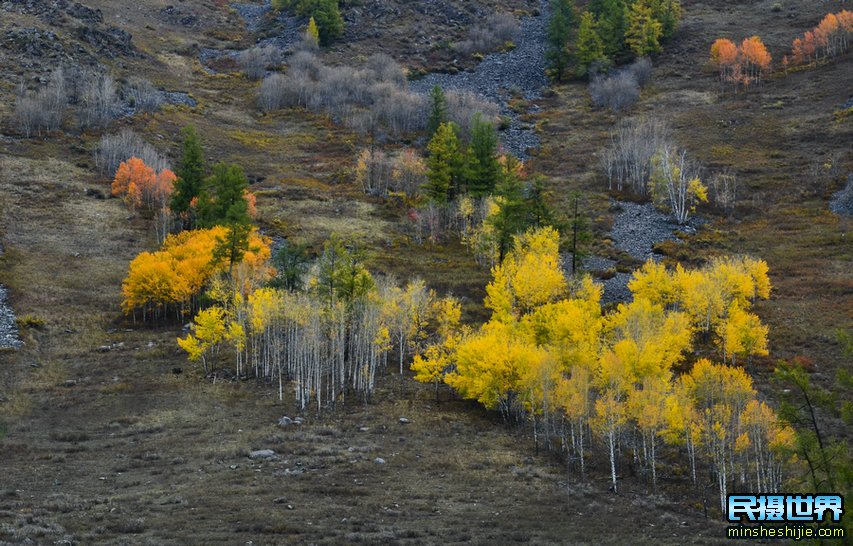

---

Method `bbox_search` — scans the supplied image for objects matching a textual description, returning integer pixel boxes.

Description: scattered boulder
[75,25,137,58]
[278,416,293,427]
[398,417,411,424]
[374,457,386,465]
[248,449,276,460]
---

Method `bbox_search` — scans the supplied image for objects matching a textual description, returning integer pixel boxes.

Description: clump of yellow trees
[177,235,454,410]
[413,226,793,512]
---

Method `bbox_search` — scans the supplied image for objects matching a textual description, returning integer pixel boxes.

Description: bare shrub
[12,68,67,137]
[12,93,40,138]
[364,53,407,86]
[125,77,163,113]
[446,90,500,139]
[628,57,653,87]
[602,117,671,194]
[355,148,395,195]
[373,88,427,135]
[356,148,426,197]
[709,169,738,213]
[239,45,282,81]
[590,71,640,112]
[589,58,653,112]
[258,73,291,111]
[94,128,170,176]
[456,13,519,56]
[261,53,497,140]
[392,149,426,198]
[79,73,119,129]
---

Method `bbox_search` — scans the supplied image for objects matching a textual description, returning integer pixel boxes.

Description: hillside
[0,0,850,544]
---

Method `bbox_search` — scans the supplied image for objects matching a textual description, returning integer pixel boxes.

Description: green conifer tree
[425,123,463,203]
[171,125,204,229]
[575,11,608,76]
[465,114,500,196]
[546,0,577,81]
[626,1,663,57]
[426,85,449,138]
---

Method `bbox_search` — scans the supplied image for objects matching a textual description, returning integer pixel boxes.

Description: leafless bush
[601,117,671,194]
[445,90,500,139]
[355,147,426,197]
[412,201,458,244]
[373,88,427,135]
[125,77,163,113]
[590,58,654,112]
[239,45,282,81]
[12,68,67,137]
[590,71,640,112]
[355,148,395,195]
[456,13,519,56]
[392,149,427,198]
[79,73,119,129]
[94,128,170,176]
[709,169,738,213]
[628,57,653,87]
[259,73,288,111]
[364,53,407,86]
[260,53,454,138]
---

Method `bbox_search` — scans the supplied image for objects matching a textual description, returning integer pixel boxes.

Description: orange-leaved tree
[112,156,176,212]
[790,10,852,66]
[738,36,772,87]
[709,36,771,90]
[122,226,272,321]
[710,38,739,86]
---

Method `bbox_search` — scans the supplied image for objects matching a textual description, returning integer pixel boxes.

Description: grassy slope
[0,0,850,543]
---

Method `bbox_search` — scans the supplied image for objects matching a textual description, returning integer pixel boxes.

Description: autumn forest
[0,0,850,543]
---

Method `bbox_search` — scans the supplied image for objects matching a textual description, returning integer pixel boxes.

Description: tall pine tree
[575,11,608,76]
[425,122,463,203]
[626,1,663,57]
[171,125,204,229]
[426,85,448,138]
[465,114,500,196]
[546,0,577,81]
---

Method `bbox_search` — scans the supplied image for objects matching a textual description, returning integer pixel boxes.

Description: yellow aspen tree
[684,359,755,512]
[660,380,701,484]
[604,297,692,384]
[738,400,795,492]
[592,390,628,493]
[484,226,566,320]
[555,362,594,478]
[717,302,769,365]
[412,296,464,399]
[627,259,679,309]
[628,376,671,490]
[178,306,227,374]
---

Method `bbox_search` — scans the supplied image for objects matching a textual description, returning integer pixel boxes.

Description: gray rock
[409,1,550,158]
[398,417,411,424]
[0,285,21,349]
[374,457,386,465]
[249,449,276,460]
[278,416,293,426]
[830,173,853,217]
